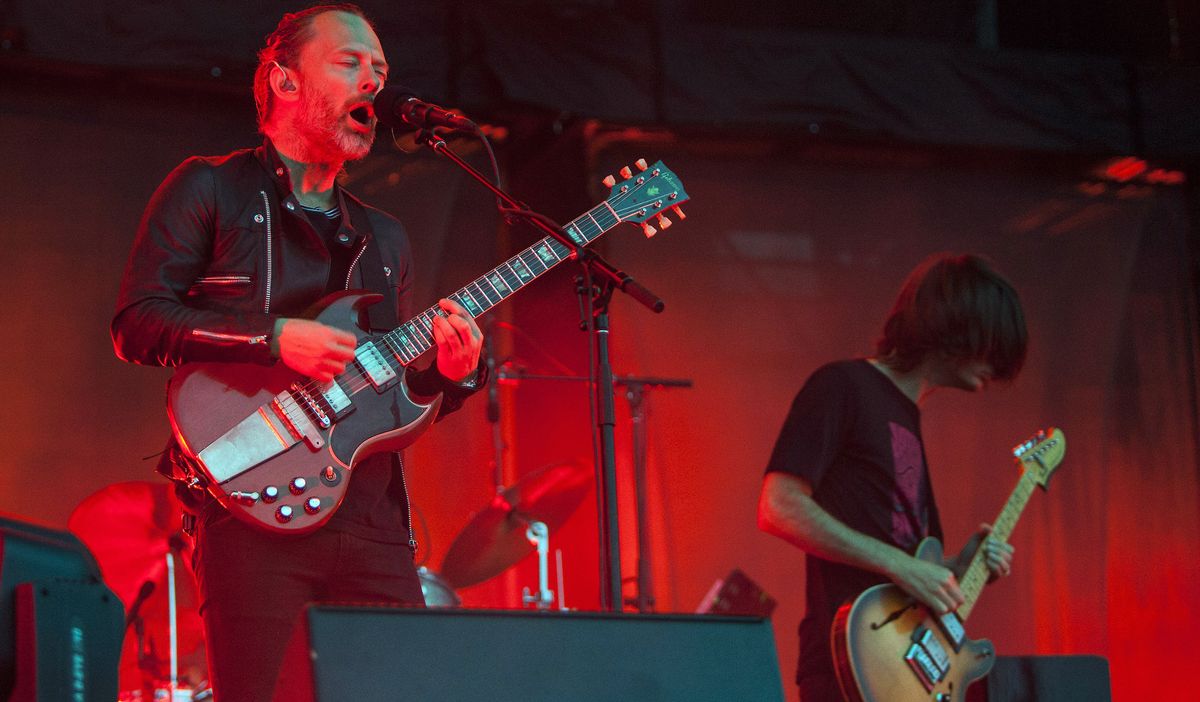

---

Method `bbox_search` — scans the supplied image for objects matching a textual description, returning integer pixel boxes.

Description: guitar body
[832,537,994,702]
[167,291,441,534]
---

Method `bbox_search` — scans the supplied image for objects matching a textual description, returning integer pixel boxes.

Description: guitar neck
[957,470,1038,620]
[377,202,618,364]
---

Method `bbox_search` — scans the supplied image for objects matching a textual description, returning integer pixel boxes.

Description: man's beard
[296,88,375,162]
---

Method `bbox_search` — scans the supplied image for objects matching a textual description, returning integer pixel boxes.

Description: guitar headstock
[1012,427,1066,490]
[601,159,690,237]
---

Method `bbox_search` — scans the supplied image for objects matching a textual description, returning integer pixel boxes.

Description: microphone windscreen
[373,85,420,131]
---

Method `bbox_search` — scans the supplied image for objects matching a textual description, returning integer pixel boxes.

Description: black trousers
[799,670,842,702]
[193,513,424,702]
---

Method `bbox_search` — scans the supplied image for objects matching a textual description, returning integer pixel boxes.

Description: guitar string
[282,180,673,408]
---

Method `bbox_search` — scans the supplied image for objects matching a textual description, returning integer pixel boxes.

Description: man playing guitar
[757,253,1023,701]
[111,5,485,700]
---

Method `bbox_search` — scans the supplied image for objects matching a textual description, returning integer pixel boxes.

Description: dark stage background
[2,2,1199,701]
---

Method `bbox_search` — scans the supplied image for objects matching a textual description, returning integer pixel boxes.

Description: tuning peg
[671,205,687,220]
[641,222,657,238]
[620,166,633,179]
[656,213,672,230]
[602,174,616,188]
[635,158,648,171]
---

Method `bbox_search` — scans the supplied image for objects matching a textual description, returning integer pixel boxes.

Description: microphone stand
[412,129,664,612]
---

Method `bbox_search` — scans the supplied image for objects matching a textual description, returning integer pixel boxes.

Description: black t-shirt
[764,359,943,684]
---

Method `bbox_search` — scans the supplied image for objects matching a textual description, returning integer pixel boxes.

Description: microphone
[374,86,479,134]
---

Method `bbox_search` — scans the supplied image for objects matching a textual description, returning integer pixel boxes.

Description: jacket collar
[255,137,371,246]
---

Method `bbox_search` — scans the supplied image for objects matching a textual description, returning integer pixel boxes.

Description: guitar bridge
[271,387,327,450]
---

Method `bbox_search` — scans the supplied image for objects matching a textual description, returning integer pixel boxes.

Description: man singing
[111,5,485,700]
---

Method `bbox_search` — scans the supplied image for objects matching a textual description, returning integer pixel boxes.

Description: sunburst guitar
[167,159,688,534]
[832,428,1066,702]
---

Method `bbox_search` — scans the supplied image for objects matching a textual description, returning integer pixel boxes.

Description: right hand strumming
[889,555,965,615]
[275,318,356,383]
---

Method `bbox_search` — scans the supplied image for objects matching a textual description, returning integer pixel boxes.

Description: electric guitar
[166,160,688,534]
[831,428,1066,702]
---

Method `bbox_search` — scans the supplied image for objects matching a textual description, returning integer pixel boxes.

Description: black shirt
[765,359,943,684]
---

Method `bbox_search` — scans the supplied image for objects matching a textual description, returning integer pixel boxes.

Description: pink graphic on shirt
[889,422,925,548]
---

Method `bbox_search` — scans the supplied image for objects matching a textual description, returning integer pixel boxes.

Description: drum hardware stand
[621,377,691,613]
[521,521,555,609]
[555,548,568,611]
[414,128,664,612]
[166,551,179,700]
[497,367,692,613]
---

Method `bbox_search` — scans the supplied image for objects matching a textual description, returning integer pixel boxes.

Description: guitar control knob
[262,486,280,504]
[290,477,307,495]
[275,505,294,523]
[304,497,322,515]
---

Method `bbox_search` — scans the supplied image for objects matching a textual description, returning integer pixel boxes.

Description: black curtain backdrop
[5,1,1200,157]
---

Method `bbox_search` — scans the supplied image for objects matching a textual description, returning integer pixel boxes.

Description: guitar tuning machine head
[619,166,633,179]
[635,158,648,171]
[656,213,672,230]
[602,174,616,188]
[641,222,657,238]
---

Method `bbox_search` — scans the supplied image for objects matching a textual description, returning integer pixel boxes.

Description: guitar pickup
[936,611,966,651]
[904,643,941,691]
[918,628,951,674]
[904,626,950,692]
[356,341,398,390]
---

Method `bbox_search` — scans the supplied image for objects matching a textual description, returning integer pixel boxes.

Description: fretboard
[957,470,1038,620]
[376,200,620,365]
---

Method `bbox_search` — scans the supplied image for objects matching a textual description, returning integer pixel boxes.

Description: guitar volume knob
[275,505,294,523]
[262,486,280,503]
[304,497,322,515]
[290,477,307,495]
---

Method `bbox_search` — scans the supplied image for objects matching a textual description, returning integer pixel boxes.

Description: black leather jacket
[112,137,477,401]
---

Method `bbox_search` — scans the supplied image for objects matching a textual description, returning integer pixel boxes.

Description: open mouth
[349,104,374,127]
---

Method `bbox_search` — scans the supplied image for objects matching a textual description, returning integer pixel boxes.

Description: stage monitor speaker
[275,607,784,702]
[963,655,1112,702]
[0,515,123,702]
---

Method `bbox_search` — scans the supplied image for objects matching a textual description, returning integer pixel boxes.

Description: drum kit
[67,461,591,700]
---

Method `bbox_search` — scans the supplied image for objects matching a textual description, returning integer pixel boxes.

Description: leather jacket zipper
[345,239,368,290]
[397,452,417,552]
[260,191,274,313]
[191,329,269,345]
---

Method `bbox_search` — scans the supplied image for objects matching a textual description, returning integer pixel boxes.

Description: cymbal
[68,481,190,609]
[69,481,206,691]
[440,463,591,589]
